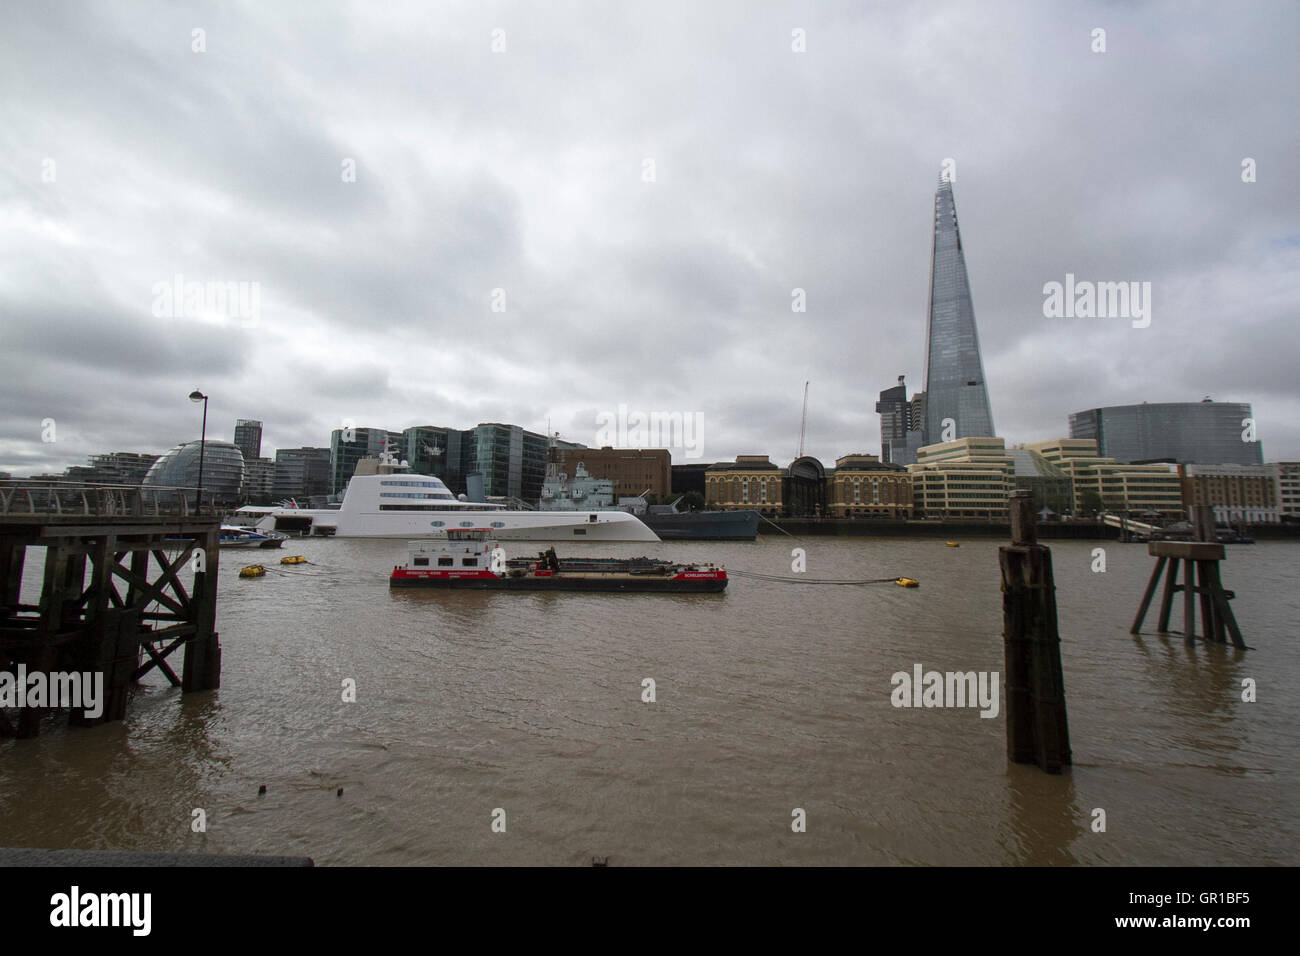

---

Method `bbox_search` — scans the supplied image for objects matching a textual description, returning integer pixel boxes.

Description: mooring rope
[756,512,795,537]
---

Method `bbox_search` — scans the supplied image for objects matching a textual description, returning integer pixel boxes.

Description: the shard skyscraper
[922,176,995,444]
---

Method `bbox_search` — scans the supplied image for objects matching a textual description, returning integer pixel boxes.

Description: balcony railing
[0,480,219,518]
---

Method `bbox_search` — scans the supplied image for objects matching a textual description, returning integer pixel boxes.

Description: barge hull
[390,575,726,593]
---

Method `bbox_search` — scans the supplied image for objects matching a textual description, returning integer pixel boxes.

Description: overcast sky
[2,0,1297,476]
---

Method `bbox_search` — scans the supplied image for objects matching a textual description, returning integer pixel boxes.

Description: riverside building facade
[1179,464,1279,524]
[1267,462,1300,521]
[907,438,1013,519]
[705,456,784,516]
[827,455,912,518]
[1022,439,1183,516]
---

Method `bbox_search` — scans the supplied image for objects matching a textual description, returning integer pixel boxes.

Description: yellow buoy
[281,555,307,565]
[239,564,266,578]
[895,577,919,588]
[945,541,960,548]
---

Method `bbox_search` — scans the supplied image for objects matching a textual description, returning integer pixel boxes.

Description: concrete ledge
[0,848,314,867]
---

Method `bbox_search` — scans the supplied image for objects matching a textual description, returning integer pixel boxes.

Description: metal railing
[0,480,219,518]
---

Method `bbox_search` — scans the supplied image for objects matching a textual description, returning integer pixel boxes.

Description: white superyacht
[234,451,659,542]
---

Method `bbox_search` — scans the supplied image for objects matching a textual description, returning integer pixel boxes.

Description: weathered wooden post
[999,490,1072,774]
[182,526,221,693]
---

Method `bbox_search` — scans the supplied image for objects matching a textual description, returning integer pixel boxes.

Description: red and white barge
[389,529,727,593]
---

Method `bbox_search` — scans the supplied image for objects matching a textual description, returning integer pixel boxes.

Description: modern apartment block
[1068,400,1261,465]
[923,177,995,444]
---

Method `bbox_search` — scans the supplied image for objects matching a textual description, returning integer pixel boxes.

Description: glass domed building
[142,440,246,505]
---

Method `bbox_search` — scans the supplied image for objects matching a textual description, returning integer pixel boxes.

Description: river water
[2,535,1297,865]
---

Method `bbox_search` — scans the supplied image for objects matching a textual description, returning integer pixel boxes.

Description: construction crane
[796,381,809,458]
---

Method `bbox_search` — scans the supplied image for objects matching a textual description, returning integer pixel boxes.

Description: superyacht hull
[243,455,661,542]
[255,507,659,542]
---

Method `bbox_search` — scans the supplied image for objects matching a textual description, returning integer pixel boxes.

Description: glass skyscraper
[923,177,995,443]
[1069,401,1261,464]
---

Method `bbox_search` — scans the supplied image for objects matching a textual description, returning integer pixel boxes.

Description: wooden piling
[999,490,1071,774]
[1129,504,1247,648]
[182,528,221,693]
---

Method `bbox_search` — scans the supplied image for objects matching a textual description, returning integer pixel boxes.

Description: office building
[273,447,331,501]
[402,426,462,488]
[876,377,908,463]
[459,423,551,502]
[1023,439,1183,516]
[233,419,263,462]
[64,452,159,486]
[1007,448,1074,516]
[242,457,277,503]
[923,177,996,444]
[330,427,403,495]
[1068,400,1261,465]
[907,438,1013,519]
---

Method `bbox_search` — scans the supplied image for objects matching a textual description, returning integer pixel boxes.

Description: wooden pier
[0,482,222,738]
[1129,505,1246,648]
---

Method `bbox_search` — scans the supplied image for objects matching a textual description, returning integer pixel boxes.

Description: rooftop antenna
[797,381,810,458]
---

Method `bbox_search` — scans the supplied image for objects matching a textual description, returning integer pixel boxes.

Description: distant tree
[1079,490,1103,516]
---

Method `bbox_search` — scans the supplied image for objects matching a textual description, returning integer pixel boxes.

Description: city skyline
[3,2,1297,477]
